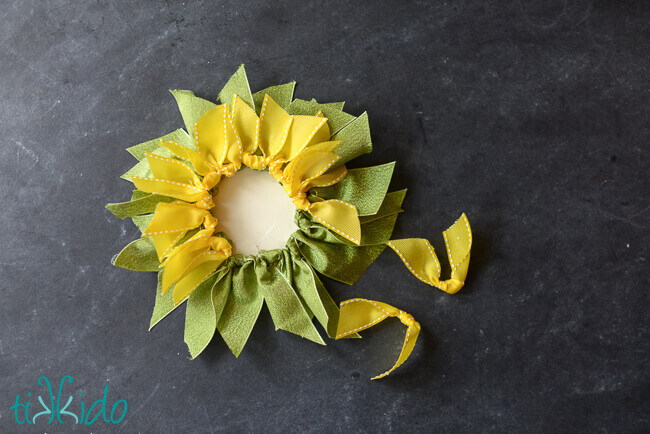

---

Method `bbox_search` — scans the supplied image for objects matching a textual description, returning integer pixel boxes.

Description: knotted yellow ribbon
[336,298,421,380]
[139,201,232,305]
[130,93,367,302]
[387,213,472,294]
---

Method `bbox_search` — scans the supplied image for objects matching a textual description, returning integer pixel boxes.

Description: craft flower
[107,65,473,379]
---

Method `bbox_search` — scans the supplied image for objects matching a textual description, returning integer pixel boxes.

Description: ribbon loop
[336,298,421,380]
[387,213,472,293]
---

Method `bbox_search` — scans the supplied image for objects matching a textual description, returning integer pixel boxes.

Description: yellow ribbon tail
[387,213,472,294]
[336,298,421,380]
[308,199,361,245]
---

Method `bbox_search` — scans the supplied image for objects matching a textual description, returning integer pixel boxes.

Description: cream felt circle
[211,168,299,255]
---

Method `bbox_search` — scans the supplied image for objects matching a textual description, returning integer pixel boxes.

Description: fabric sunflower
[107,65,472,378]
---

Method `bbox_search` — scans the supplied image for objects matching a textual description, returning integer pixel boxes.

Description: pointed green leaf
[331,112,372,166]
[112,237,159,271]
[184,272,230,359]
[218,64,255,110]
[106,194,175,219]
[131,214,154,232]
[286,99,355,134]
[150,272,180,330]
[258,266,325,345]
[170,89,218,134]
[359,189,407,224]
[217,263,264,357]
[291,258,340,339]
[126,129,194,161]
[311,162,395,216]
[252,82,296,113]
[293,233,386,285]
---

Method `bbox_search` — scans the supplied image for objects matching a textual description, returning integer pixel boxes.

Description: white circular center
[211,168,299,255]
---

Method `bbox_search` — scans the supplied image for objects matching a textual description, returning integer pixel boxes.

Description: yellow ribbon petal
[172,250,229,305]
[141,202,213,260]
[286,150,342,196]
[276,115,329,161]
[195,105,230,167]
[159,140,213,176]
[161,229,214,293]
[131,176,210,205]
[231,94,259,154]
[145,152,200,186]
[336,298,421,380]
[387,213,472,294]
[308,199,361,245]
[258,94,293,158]
[306,164,347,188]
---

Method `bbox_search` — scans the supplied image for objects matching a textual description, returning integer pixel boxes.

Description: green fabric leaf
[120,158,153,181]
[311,162,395,216]
[257,265,325,345]
[312,99,345,111]
[112,237,159,271]
[170,89,218,134]
[331,112,372,166]
[253,82,296,113]
[106,194,175,219]
[218,64,255,111]
[286,99,355,135]
[126,129,194,161]
[131,190,150,200]
[150,272,179,330]
[360,212,400,245]
[359,189,407,224]
[184,272,230,359]
[293,232,385,285]
[131,214,154,233]
[217,262,264,357]
[290,256,340,339]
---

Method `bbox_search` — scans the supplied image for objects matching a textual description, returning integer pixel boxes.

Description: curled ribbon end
[438,279,464,294]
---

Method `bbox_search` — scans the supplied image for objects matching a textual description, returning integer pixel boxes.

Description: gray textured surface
[0,1,648,432]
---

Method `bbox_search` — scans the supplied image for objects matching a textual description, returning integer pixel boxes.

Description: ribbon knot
[203,214,218,230]
[242,152,267,170]
[437,279,464,294]
[290,192,310,211]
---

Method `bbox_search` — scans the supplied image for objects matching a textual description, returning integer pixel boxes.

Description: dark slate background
[0,1,648,432]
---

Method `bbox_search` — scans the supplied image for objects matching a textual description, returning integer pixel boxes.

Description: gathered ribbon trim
[336,298,421,380]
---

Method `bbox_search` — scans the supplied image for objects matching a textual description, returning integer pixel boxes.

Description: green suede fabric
[126,129,194,161]
[106,194,175,219]
[218,64,255,110]
[290,255,341,339]
[112,237,159,272]
[170,89,218,134]
[216,261,264,357]
[258,265,325,345]
[359,189,406,224]
[149,272,176,330]
[184,271,230,359]
[131,214,154,232]
[285,99,355,134]
[311,162,395,216]
[252,82,296,113]
[331,112,372,166]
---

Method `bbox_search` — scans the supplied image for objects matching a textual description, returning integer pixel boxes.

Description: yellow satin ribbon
[336,298,421,380]
[387,213,472,294]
